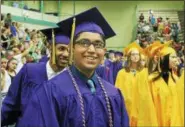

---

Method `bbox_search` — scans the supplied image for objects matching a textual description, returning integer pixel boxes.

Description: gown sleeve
[1,65,27,126]
[137,69,158,126]
[176,70,184,126]
[117,89,129,127]
[16,81,59,127]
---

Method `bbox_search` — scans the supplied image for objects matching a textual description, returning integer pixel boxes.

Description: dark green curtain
[58,0,61,17]
[40,0,44,13]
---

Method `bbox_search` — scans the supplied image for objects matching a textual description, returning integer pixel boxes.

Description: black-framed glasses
[131,53,139,56]
[75,39,105,49]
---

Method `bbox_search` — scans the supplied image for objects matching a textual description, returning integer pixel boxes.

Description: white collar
[46,61,61,80]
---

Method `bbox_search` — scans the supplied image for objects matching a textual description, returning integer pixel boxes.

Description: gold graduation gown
[176,70,184,126]
[115,68,158,126]
[149,72,181,126]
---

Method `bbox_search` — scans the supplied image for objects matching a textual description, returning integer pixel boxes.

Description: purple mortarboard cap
[41,27,70,45]
[115,51,123,56]
[57,7,116,40]
[108,50,115,54]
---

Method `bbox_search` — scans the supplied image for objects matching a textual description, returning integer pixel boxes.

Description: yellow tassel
[163,40,172,46]
[157,57,161,73]
[52,29,56,65]
[69,17,76,65]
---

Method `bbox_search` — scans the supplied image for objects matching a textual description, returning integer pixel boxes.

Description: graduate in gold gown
[140,48,148,68]
[115,42,158,126]
[176,69,184,126]
[145,41,163,74]
[148,45,182,126]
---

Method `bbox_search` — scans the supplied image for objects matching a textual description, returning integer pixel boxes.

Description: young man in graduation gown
[1,27,70,126]
[96,64,113,84]
[18,7,129,127]
[103,50,115,84]
[104,50,116,67]
[95,56,114,84]
[113,51,123,84]
[96,51,123,84]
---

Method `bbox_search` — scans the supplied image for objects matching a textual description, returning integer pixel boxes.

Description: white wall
[1,5,59,23]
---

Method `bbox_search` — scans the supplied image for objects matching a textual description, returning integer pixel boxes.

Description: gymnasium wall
[58,1,183,50]
[2,1,183,51]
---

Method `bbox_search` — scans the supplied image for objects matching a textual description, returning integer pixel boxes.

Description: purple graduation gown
[39,55,49,63]
[112,61,123,84]
[1,62,48,126]
[104,59,112,68]
[96,65,114,84]
[104,59,114,84]
[17,66,129,127]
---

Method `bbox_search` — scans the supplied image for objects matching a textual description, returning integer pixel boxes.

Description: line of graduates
[1,7,129,127]
[99,50,124,85]
[1,6,184,127]
[115,41,184,126]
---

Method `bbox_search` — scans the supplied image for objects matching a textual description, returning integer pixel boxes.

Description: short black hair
[153,54,176,84]
[7,13,11,16]
[73,32,106,47]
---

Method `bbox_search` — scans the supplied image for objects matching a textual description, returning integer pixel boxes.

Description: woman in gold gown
[148,46,182,126]
[115,42,158,126]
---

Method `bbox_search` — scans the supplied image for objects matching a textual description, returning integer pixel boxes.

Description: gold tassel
[52,29,56,65]
[163,40,172,47]
[157,40,172,72]
[69,17,76,65]
[157,57,161,73]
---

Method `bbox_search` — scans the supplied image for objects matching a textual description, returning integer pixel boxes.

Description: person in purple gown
[17,7,129,127]
[96,64,113,84]
[104,50,115,67]
[1,27,70,126]
[39,55,50,62]
[113,51,123,84]
[103,50,115,84]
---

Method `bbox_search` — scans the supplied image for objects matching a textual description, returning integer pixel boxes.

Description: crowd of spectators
[135,10,184,67]
[1,13,47,89]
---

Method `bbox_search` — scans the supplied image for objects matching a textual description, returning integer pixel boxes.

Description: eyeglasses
[131,53,139,56]
[75,39,105,49]
[170,55,177,59]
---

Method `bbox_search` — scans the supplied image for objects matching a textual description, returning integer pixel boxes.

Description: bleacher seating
[138,10,179,23]
[177,11,184,40]
[138,9,183,42]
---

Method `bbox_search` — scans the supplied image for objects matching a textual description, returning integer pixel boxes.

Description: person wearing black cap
[113,51,124,83]
[39,27,70,71]
[18,7,129,127]
[96,63,114,84]
[1,27,70,126]
[103,50,116,84]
